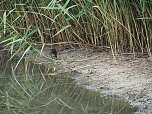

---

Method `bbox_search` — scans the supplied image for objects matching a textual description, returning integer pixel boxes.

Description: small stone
[147,56,152,62]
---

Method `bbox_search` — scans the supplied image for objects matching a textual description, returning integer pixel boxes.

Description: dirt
[33,47,152,114]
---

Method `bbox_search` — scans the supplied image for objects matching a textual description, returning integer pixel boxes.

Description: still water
[0,58,137,114]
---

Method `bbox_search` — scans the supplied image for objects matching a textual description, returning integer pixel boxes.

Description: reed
[0,0,151,56]
[0,1,149,113]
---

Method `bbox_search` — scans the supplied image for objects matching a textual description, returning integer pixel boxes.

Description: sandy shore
[34,47,152,114]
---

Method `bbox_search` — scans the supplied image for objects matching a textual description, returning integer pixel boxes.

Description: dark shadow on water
[0,58,138,114]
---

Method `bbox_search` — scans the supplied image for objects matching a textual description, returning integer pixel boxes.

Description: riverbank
[34,47,152,114]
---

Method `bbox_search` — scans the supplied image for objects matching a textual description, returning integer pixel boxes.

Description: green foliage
[0,0,152,55]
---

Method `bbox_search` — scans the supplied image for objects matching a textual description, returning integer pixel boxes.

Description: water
[0,58,138,114]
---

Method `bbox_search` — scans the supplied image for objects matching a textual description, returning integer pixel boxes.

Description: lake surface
[0,58,138,114]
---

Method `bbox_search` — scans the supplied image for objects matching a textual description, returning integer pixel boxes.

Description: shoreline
[33,48,152,114]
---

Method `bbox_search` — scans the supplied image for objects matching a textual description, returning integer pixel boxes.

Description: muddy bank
[34,48,152,114]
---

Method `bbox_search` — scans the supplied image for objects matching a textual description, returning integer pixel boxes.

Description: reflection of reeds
[0,61,137,114]
[0,0,151,58]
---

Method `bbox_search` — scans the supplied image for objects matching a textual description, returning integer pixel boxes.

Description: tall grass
[0,0,152,56]
[0,1,150,113]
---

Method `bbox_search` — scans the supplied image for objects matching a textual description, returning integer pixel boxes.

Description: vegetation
[0,1,151,113]
[0,0,152,57]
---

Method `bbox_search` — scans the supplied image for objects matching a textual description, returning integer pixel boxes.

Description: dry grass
[0,0,151,59]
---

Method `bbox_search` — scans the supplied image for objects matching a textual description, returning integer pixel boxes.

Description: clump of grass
[0,0,151,57]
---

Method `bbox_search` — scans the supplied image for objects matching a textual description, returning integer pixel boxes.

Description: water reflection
[0,59,137,114]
